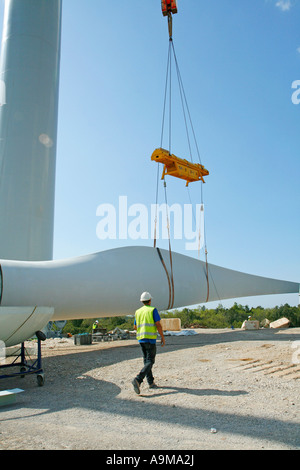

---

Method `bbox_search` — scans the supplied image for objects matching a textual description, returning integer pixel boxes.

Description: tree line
[62,303,300,335]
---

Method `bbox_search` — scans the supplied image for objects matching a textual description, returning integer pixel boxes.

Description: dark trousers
[136,342,157,385]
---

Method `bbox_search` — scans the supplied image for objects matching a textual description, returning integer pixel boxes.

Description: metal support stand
[0,335,45,387]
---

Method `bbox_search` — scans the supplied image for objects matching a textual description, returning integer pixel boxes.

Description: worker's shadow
[140,386,248,399]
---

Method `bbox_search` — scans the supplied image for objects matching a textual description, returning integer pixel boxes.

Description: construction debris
[164,329,198,336]
[261,318,270,328]
[74,334,92,346]
[92,328,132,343]
[241,320,260,330]
[160,318,181,332]
[0,388,24,407]
[270,317,290,329]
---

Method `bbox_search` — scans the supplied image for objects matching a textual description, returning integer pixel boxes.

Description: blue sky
[1,0,299,309]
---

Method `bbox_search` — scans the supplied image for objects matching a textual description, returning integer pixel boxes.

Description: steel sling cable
[156,247,173,310]
[163,179,175,309]
[170,38,211,302]
[154,40,172,249]
[170,39,203,166]
[162,38,175,309]
[154,39,175,309]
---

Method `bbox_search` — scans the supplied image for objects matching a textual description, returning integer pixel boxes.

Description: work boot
[132,378,141,395]
[149,382,158,389]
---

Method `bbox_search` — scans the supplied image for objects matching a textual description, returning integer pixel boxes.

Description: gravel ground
[0,327,299,451]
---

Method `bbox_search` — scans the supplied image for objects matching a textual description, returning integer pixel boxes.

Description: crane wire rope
[154,11,211,307]
[163,179,175,309]
[170,36,211,302]
[186,186,210,303]
[169,38,211,303]
[154,36,176,309]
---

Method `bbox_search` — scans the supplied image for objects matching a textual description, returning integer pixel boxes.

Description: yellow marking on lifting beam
[151,148,209,186]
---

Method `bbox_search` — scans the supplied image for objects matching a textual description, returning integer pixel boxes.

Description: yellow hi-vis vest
[135,305,158,341]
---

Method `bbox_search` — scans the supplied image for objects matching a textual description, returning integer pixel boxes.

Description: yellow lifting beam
[151,148,209,187]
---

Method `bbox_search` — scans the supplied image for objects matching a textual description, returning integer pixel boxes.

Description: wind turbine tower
[0,0,62,261]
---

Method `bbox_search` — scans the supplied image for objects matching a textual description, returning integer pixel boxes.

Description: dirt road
[0,328,299,450]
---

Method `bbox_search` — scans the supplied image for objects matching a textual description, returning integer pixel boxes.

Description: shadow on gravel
[1,330,299,449]
[1,371,298,449]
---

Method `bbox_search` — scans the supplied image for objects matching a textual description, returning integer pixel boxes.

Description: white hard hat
[140,291,152,302]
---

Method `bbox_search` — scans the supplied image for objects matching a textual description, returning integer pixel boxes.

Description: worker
[132,292,165,395]
[92,320,99,332]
